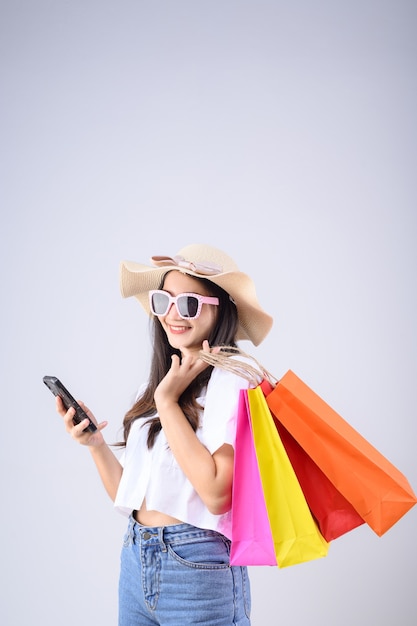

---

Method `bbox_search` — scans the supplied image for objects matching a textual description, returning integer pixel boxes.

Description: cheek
[203,308,219,334]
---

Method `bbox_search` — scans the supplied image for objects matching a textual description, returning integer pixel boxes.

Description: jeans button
[143,532,151,540]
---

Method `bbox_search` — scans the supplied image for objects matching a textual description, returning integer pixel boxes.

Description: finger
[55,395,68,417]
[201,340,220,355]
[169,354,181,371]
[201,340,211,352]
[179,351,194,365]
[71,417,100,437]
[72,418,91,434]
[63,407,76,432]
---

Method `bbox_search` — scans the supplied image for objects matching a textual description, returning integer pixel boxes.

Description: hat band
[151,255,223,276]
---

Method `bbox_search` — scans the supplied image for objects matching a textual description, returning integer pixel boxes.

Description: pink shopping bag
[230,388,276,565]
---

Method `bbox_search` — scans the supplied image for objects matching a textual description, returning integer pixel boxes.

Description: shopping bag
[266,371,417,536]
[247,386,329,567]
[260,379,365,541]
[230,389,277,565]
[275,419,366,541]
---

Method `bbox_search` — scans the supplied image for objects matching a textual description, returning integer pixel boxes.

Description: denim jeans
[119,515,251,625]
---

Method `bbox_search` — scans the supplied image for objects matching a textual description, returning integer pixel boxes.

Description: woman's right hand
[56,396,108,447]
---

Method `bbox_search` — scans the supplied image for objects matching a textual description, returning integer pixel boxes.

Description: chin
[168,338,200,353]
[167,336,189,350]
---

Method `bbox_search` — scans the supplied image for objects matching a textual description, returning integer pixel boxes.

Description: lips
[167,324,191,335]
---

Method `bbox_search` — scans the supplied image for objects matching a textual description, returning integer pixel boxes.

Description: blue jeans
[119,515,251,625]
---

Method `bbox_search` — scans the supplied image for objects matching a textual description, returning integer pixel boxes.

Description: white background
[1,1,416,624]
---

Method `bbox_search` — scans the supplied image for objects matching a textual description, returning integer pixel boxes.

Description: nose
[165,302,181,318]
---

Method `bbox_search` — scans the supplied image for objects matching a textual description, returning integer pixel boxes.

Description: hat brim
[120,261,273,346]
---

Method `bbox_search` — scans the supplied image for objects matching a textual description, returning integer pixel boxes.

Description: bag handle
[198,345,278,387]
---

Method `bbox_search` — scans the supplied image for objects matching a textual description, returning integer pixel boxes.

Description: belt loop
[126,514,135,544]
[158,527,167,552]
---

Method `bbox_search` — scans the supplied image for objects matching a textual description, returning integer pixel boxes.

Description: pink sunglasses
[149,290,219,319]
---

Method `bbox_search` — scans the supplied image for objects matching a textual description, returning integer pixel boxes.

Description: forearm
[88,443,123,502]
[157,401,233,515]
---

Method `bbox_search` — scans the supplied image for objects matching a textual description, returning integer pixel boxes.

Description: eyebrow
[160,288,210,297]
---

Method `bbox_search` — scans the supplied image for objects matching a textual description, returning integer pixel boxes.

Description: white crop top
[114,363,258,539]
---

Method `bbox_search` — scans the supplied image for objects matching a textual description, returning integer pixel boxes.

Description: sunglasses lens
[151,292,169,315]
[177,295,199,318]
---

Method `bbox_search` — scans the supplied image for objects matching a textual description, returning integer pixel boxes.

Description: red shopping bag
[266,371,417,536]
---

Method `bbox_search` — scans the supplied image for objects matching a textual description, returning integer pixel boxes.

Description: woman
[57,243,273,625]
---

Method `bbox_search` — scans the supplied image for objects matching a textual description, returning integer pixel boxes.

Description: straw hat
[120,243,273,346]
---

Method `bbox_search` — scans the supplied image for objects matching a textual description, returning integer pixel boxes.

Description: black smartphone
[43,375,97,433]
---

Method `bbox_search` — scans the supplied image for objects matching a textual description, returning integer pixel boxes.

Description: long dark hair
[120,274,239,448]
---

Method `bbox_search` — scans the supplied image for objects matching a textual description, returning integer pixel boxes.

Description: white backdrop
[1,1,416,624]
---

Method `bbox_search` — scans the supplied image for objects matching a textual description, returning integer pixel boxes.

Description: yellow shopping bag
[247,386,329,567]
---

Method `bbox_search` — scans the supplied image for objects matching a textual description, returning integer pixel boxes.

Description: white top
[114,362,258,540]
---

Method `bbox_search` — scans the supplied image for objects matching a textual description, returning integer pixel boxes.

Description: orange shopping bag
[266,371,417,536]
[259,379,365,541]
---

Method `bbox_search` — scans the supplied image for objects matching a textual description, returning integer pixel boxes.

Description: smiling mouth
[168,324,190,334]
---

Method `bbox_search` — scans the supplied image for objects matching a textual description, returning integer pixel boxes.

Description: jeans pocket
[168,536,230,570]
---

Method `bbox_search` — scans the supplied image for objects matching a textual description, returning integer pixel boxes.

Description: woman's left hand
[154,340,215,407]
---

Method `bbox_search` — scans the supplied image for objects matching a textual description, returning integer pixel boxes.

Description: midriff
[134,500,183,527]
